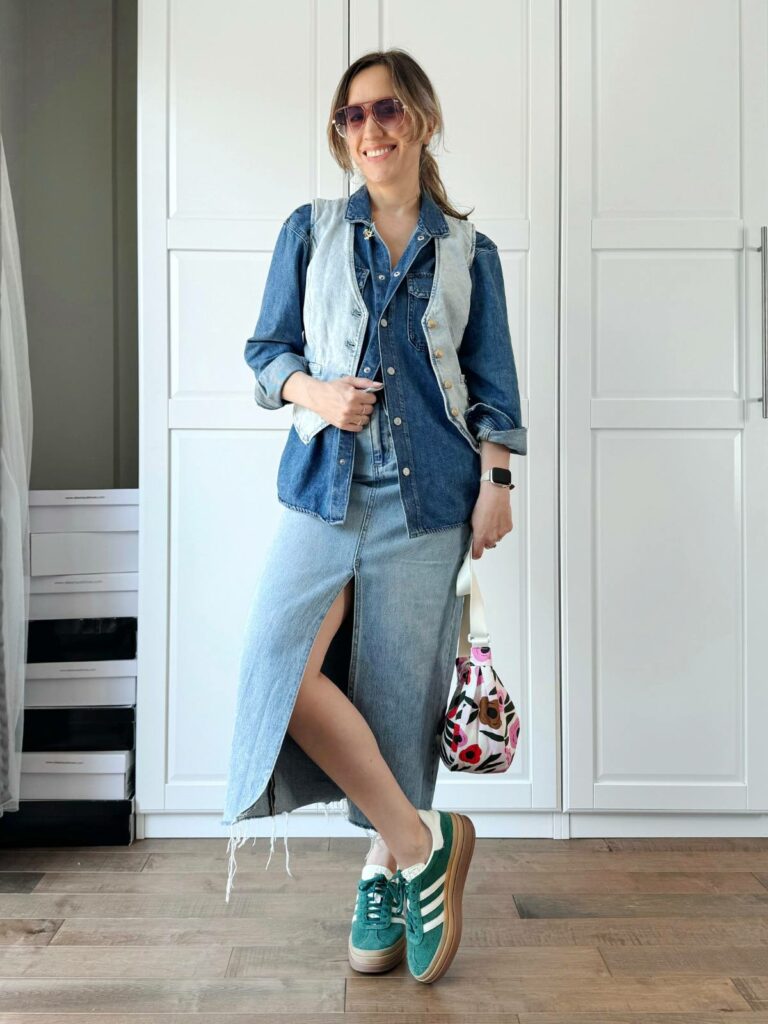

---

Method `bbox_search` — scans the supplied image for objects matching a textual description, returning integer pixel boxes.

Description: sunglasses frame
[332,96,408,138]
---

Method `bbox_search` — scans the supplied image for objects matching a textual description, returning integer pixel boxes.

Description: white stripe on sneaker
[423,910,445,932]
[421,891,444,917]
[419,871,446,900]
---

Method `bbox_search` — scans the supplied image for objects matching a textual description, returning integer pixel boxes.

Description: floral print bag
[440,541,521,773]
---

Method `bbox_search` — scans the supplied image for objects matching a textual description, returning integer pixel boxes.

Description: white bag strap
[455,537,490,659]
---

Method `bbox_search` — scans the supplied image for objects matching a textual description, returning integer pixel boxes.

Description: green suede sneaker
[395,809,476,984]
[347,863,406,973]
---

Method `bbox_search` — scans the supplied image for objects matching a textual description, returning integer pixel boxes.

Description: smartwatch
[479,467,515,489]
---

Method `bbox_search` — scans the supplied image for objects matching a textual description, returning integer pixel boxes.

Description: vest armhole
[309,198,318,258]
[467,220,477,267]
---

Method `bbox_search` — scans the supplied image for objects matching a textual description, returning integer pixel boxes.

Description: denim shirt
[245,184,527,538]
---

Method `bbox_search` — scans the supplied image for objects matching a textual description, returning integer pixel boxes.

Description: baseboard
[137,808,768,841]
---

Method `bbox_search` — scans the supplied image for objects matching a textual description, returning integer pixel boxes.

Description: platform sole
[347,931,406,973]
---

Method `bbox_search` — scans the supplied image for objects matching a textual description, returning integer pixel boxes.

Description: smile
[363,145,396,161]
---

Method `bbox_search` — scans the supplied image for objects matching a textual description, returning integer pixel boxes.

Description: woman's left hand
[470,486,513,558]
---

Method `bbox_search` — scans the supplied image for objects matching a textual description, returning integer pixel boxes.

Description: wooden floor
[1,834,768,1021]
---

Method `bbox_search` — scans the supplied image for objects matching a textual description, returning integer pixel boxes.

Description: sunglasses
[332,96,407,138]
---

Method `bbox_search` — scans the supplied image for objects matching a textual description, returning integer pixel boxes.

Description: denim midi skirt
[222,396,472,900]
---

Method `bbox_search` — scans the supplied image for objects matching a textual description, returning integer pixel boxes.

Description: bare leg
[287,579,432,870]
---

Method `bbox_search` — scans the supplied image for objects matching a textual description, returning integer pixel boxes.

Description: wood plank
[0,978,343,1014]
[0,920,62,946]
[0,1015,524,1024]
[227,944,608,979]
[142,847,768,873]
[726,975,768,1009]
[0,892,520,920]
[345,975,750,1014]
[605,838,768,852]
[31,868,767,896]
[47,913,768,948]
[515,893,768,919]
[50,917,352,946]
[0,851,149,873]
[0,875,45,894]
[0,945,232,978]
[518,1014,768,1023]
[601,944,768,975]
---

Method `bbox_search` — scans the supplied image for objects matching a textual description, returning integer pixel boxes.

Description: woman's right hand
[311,376,384,432]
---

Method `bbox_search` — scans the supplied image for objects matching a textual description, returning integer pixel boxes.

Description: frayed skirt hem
[223,798,379,903]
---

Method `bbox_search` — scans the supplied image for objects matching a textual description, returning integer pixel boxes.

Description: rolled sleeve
[459,234,527,456]
[245,205,311,410]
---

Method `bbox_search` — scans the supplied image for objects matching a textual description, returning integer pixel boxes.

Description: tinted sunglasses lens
[373,97,404,127]
[334,105,365,135]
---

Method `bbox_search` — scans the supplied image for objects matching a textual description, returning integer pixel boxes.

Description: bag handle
[455,538,491,659]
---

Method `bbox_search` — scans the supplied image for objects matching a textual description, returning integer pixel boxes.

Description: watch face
[490,468,512,485]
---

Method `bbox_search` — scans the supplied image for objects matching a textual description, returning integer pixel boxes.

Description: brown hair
[326,48,474,221]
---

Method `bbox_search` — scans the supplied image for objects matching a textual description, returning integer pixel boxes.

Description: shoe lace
[358,874,395,928]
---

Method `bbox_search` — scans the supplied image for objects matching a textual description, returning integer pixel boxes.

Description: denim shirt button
[386,366,395,375]
[339,458,346,464]
[393,416,402,425]
[402,467,411,476]
[393,270,400,276]
[417,234,425,240]
[380,317,388,327]
[377,273,385,280]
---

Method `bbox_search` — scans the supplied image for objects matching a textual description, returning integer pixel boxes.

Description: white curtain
[0,133,33,816]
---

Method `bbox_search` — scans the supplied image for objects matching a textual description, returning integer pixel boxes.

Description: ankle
[365,836,397,873]
[393,817,432,871]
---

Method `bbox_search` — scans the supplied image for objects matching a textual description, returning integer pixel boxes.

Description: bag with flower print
[439,540,521,772]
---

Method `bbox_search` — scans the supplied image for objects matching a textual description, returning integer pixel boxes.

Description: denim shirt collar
[344,182,450,238]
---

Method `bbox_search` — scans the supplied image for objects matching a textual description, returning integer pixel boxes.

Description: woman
[221,49,527,984]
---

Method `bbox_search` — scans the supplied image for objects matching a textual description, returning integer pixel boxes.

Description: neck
[366,181,422,220]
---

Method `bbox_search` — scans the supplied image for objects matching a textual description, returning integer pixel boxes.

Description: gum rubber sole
[347,932,406,973]
[411,811,476,984]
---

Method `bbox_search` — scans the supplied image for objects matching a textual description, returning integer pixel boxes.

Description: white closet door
[562,0,768,813]
[136,0,347,815]
[351,0,561,821]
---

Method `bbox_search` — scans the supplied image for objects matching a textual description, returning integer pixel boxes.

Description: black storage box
[0,799,135,846]
[27,617,137,662]
[22,707,135,752]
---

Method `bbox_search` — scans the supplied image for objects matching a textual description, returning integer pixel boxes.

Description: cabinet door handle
[761,226,768,419]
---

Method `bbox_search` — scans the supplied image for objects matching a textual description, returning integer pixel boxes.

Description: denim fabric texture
[222,399,472,901]
[245,184,527,539]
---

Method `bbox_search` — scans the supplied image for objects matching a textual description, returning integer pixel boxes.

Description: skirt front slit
[221,399,471,900]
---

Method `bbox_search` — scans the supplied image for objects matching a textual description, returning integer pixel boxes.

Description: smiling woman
[223,47,526,985]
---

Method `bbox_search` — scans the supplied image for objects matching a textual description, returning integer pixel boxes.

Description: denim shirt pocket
[355,265,370,293]
[406,273,434,352]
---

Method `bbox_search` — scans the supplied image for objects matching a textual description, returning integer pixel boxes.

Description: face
[343,64,434,188]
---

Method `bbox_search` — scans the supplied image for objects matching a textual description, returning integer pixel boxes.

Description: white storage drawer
[20,751,135,801]
[29,573,138,620]
[29,490,138,534]
[24,660,137,708]
[30,532,138,577]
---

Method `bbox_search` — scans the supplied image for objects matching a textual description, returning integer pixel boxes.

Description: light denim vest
[292,196,481,454]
